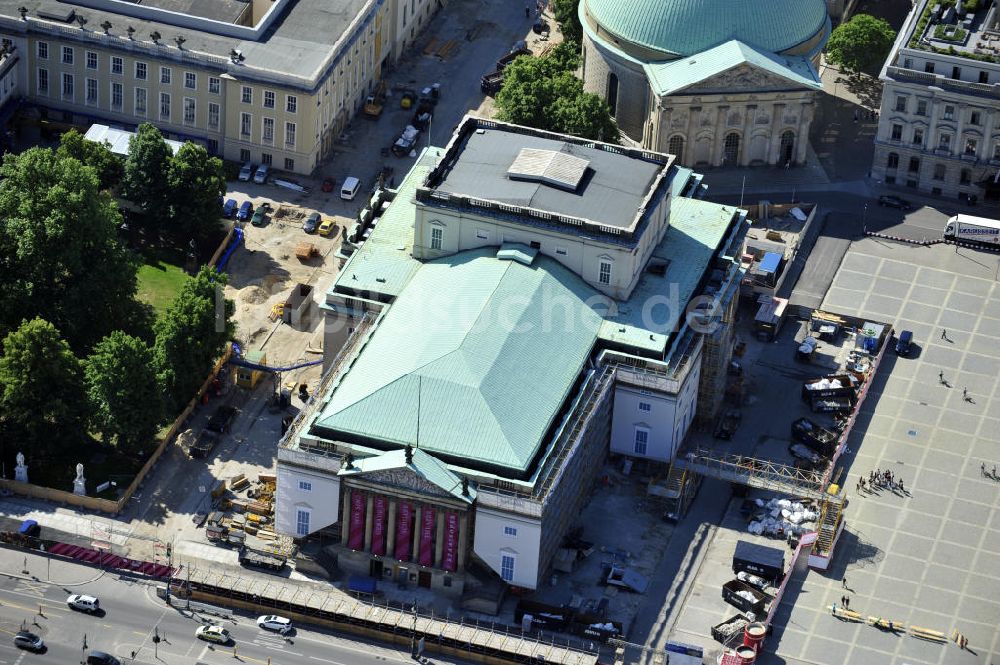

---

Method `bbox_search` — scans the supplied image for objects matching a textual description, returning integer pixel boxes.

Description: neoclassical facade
[580,0,831,168]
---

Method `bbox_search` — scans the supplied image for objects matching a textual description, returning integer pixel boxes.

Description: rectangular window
[295,509,310,536]
[159,92,170,120]
[939,134,951,150]
[240,112,252,138]
[638,401,651,413]
[183,97,195,124]
[263,90,275,108]
[890,124,902,141]
[298,481,312,491]
[284,157,295,171]
[894,95,906,112]
[964,138,977,156]
[951,66,961,80]
[184,72,196,89]
[111,56,123,75]
[86,78,97,105]
[37,41,48,59]
[111,82,123,111]
[284,121,296,147]
[598,260,612,285]
[943,105,954,120]
[970,111,981,126]
[916,99,927,116]
[555,247,567,256]
[209,76,220,94]
[240,148,251,162]
[993,143,1000,161]
[260,152,272,165]
[207,139,218,154]
[160,66,171,84]
[135,87,147,116]
[912,128,923,146]
[908,157,920,173]
[61,73,73,100]
[286,95,297,113]
[262,117,274,143]
[633,428,649,455]
[933,164,945,181]
[430,227,443,250]
[241,85,252,104]
[61,46,73,65]
[924,62,935,74]
[37,68,48,94]
[476,229,489,240]
[979,71,989,84]
[208,102,220,130]
[500,554,515,582]
[135,62,147,80]
[960,168,971,185]
[503,526,517,537]
[86,51,97,70]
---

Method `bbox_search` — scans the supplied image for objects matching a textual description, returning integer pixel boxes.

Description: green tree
[550,91,619,142]
[153,266,234,410]
[85,331,162,454]
[168,142,226,244]
[55,129,123,190]
[547,41,581,73]
[826,14,897,75]
[0,147,143,351]
[0,318,88,460]
[552,0,582,44]
[122,123,172,215]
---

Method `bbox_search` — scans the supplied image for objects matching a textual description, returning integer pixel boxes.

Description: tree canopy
[122,122,173,216]
[551,0,582,44]
[154,266,234,410]
[86,331,162,454]
[0,318,88,460]
[56,129,123,190]
[0,147,143,351]
[826,14,897,75]
[168,142,226,245]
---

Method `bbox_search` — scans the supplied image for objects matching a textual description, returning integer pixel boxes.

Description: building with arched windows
[579,0,831,168]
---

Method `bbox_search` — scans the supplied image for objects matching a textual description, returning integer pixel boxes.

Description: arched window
[606,72,619,117]
[779,131,795,165]
[723,132,740,165]
[668,135,684,161]
[886,152,899,169]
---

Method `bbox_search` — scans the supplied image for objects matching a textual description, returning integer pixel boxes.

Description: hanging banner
[442,512,459,572]
[395,502,413,561]
[347,492,366,550]
[418,506,436,567]
[371,496,387,556]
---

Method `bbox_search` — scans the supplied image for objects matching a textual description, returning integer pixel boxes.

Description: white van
[340,176,361,201]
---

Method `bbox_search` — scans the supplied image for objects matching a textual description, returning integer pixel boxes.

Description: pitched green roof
[313,248,604,474]
[644,40,822,97]
[582,0,829,59]
[338,448,476,503]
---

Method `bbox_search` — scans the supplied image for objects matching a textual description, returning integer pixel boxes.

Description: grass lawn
[137,256,188,315]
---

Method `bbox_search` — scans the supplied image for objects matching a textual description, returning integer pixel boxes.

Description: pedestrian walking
[963,387,968,398]
[842,576,848,589]
[853,109,859,122]
[939,370,944,383]
[845,597,850,609]
[941,328,948,340]
[525,4,530,18]
[899,478,904,492]
[983,462,987,476]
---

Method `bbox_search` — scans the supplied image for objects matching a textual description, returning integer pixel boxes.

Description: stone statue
[75,463,84,481]
[405,444,414,465]
[14,452,28,483]
[16,452,25,468]
[73,463,86,496]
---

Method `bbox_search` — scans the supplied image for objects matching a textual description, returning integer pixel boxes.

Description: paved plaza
[763,239,1000,665]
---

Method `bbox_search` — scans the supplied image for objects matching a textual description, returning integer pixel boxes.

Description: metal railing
[674,448,837,503]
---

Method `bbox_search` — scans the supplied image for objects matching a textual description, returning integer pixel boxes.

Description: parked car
[257,615,292,633]
[206,405,238,434]
[86,651,120,665]
[321,177,335,193]
[237,201,254,222]
[67,594,100,613]
[894,330,913,356]
[318,218,336,237]
[303,212,321,234]
[196,625,231,644]
[222,198,238,218]
[250,207,268,227]
[877,195,912,210]
[189,429,220,459]
[253,163,270,184]
[13,631,44,651]
[238,162,255,182]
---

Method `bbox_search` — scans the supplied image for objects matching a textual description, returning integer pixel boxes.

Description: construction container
[236,350,266,388]
[733,540,785,582]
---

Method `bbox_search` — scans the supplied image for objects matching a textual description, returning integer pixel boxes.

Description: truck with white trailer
[943,214,1000,245]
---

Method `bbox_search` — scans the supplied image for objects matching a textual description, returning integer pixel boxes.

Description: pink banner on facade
[395,502,413,561]
[371,496,387,556]
[347,492,366,550]
[442,512,459,572]
[418,506,435,567]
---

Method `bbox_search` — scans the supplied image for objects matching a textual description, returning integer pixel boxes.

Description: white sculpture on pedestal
[73,463,86,496]
[14,452,28,483]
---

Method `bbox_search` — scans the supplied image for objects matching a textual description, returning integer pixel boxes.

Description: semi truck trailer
[943,214,1000,244]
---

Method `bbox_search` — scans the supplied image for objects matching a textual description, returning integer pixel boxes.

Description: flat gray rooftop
[432,128,662,230]
[136,0,249,23]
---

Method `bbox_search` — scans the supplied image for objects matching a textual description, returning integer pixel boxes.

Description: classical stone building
[579,0,831,168]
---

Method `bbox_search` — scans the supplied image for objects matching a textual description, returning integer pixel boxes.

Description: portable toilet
[236,350,266,388]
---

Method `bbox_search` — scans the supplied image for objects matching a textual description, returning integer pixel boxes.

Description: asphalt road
[0,562,466,665]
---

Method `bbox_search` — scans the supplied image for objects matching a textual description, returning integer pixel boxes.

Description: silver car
[14,630,44,651]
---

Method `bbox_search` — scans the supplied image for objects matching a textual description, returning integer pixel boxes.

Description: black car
[877,195,912,210]
[303,212,321,234]
[87,652,121,665]
[206,405,238,433]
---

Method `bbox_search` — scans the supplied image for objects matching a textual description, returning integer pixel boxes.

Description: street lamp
[80,633,87,664]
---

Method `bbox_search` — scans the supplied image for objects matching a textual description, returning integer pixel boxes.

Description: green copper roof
[313,248,604,475]
[338,448,476,503]
[644,40,822,97]
[582,0,829,58]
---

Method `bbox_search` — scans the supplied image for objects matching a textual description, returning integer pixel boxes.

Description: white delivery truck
[943,214,1000,244]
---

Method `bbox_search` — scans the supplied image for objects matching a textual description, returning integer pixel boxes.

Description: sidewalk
[0,545,107,586]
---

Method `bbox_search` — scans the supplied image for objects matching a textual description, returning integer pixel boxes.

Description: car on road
[222,198,238,218]
[13,631,44,651]
[196,625,232,644]
[894,329,913,356]
[237,201,254,222]
[877,195,912,210]
[206,405,238,433]
[303,212,321,234]
[257,615,292,633]
[318,217,336,237]
[86,651,121,665]
[67,594,100,613]
[250,207,268,227]
[238,162,255,182]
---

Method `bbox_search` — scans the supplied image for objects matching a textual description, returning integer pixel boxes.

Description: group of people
[856,468,904,494]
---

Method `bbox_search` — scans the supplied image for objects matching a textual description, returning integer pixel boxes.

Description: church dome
[582,0,829,58]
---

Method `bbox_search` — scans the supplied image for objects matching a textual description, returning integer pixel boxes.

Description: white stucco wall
[275,463,341,537]
[610,360,700,462]
[473,506,542,589]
